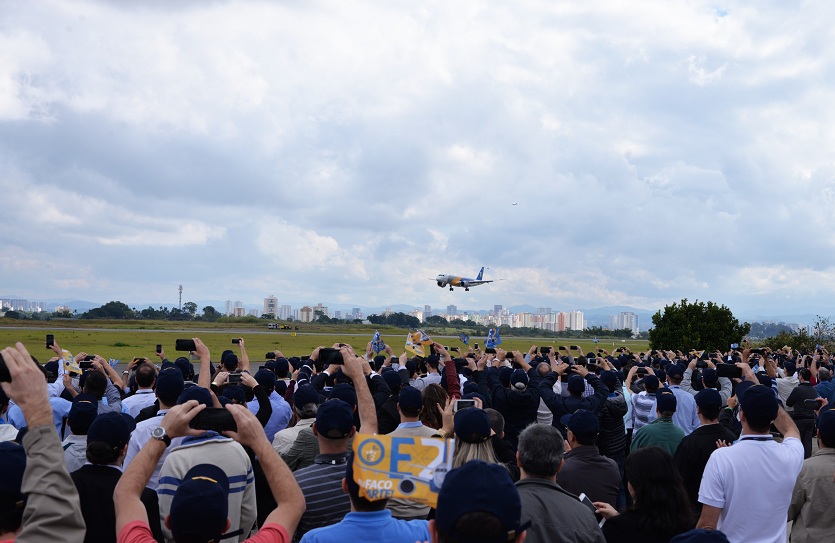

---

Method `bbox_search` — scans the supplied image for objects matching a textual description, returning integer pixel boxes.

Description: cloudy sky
[2,0,835,317]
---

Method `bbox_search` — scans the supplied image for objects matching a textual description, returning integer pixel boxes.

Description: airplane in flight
[433,267,493,291]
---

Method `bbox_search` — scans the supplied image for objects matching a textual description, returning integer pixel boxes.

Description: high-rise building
[334,310,342,319]
[424,305,432,318]
[263,295,278,316]
[446,304,457,316]
[566,311,585,331]
[225,300,233,316]
[352,307,362,319]
[493,305,503,315]
[248,309,260,317]
[299,306,314,323]
[233,307,246,317]
[537,307,552,315]
[410,309,424,322]
[279,305,292,320]
[610,312,639,334]
[314,303,329,318]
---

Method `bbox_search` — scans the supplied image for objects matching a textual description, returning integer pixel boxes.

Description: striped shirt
[631,391,658,431]
[293,453,351,542]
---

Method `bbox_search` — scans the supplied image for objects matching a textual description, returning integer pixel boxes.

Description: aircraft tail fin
[476,267,484,280]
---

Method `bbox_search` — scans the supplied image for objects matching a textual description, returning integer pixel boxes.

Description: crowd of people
[1,336,833,543]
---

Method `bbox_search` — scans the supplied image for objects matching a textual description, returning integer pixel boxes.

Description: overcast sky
[2,1,835,317]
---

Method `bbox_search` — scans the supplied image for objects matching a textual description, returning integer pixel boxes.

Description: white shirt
[62,434,88,473]
[121,389,157,418]
[123,410,183,490]
[699,435,804,543]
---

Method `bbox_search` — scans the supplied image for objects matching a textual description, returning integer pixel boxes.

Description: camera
[265,352,277,359]
[175,339,197,352]
[453,399,476,412]
[319,348,344,365]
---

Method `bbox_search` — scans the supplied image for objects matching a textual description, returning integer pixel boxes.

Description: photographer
[0,342,86,542]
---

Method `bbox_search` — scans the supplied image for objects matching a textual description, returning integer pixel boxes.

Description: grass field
[0,320,649,362]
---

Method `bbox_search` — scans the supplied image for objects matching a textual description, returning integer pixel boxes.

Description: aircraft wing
[463,280,492,286]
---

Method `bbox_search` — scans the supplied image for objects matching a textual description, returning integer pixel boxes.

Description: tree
[424,315,448,326]
[81,301,135,319]
[260,313,275,320]
[201,306,220,322]
[53,309,73,318]
[649,299,750,351]
[183,302,197,316]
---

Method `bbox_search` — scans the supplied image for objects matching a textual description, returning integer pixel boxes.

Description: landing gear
[465,288,469,291]
[449,286,454,291]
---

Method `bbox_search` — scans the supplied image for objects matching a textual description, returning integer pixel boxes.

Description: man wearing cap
[387,386,442,520]
[484,350,541,450]
[673,389,737,518]
[682,359,733,406]
[158,386,257,542]
[273,384,320,456]
[292,400,356,541]
[428,460,527,543]
[539,363,608,432]
[515,424,605,543]
[249,369,293,443]
[666,364,700,435]
[377,369,405,435]
[123,367,186,490]
[0,341,85,542]
[114,401,306,543]
[72,411,163,543]
[62,393,98,472]
[291,348,379,541]
[628,367,660,432]
[788,409,835,543]
[697,370,803,543]
[416,356,442,389]
[786,368,819,458]
[556,410,621,510]
[630,389,685,456]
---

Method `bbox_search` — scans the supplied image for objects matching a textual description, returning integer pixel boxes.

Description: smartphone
[175,339,197,352]
[232,338,241,344]
[319,348,344,365]
[265,352,277,359]
[636,367,648,375]
[578,493,597,515]
[451,347,459,352]
[228,373,243,384]
[453,399,476,412]
[587,363,599,371]
[803,398,824,410]
[189,408,238,432]
[474,343,479,350]
[540,347,551,355]
[83,355,96,361]
[443,346,451,350]
[79,361,94,370]
[730,343,739,349]
[301,355,310,361]
[485,348,497,355]
[0,352,10,383]
[696,360,708,369]
[570,346,580,350]
[46,334,54,349]
[156,344,162,354]
[715,364,742,379]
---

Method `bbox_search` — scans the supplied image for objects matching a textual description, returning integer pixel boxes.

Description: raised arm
[194,337,213,389]
[341,347,378,434]
[237,337,250,373]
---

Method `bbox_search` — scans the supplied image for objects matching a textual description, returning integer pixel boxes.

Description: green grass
[0,320,649,362]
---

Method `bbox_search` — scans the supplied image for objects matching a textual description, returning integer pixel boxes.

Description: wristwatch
[151,426,171,447]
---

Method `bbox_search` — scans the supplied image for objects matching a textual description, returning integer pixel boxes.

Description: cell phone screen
[175,339,197,352]
[453,399,476,412]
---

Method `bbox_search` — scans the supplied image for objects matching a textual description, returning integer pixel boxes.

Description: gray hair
[820,368,831,382]
[296,403,318,419]
[517,424,565,478]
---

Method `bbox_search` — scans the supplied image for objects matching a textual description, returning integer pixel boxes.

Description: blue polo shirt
[300,510,429,543]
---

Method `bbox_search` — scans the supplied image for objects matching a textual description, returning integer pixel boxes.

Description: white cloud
[2,0,835,318]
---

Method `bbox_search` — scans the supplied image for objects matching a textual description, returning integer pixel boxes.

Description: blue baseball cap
[293,384,320,410]
[87,412,136,449]
[169,464,229,542]
[316,400,355,439]
[0,441,26,500]
[559,409,599,439]
[398,386,423,412]
[454,408,491,444]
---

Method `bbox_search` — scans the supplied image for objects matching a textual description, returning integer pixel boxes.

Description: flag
[372,330,385,354]
[352,433,455,507]
[109,358,121,368]
[458,333,469,346]
[64,351,81,375]
[406,329,432,357]
[486,328,502,349]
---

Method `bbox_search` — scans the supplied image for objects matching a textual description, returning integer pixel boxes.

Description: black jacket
[672,423,737,516]
[72,464,163,543]
[485,367,542,449]
[377,392,401,435]
[539,373,609,429]
[516,478,606,543]
[556,446,620,509]
[597,391,628,458]
[787,382,819,420]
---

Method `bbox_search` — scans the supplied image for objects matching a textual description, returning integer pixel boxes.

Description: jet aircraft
[433,267,493,291]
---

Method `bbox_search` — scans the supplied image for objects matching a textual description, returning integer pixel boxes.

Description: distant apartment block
[263,295,278,316]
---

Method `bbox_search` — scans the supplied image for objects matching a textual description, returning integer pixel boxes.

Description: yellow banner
[352,433,454,507]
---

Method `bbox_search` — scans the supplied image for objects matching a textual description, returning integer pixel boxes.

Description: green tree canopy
[648,299,750,351]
